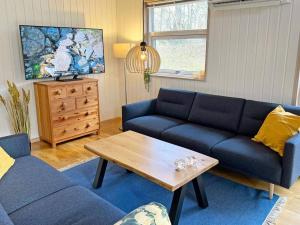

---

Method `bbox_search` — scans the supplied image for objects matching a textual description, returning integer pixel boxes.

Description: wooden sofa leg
[269,183,274,200]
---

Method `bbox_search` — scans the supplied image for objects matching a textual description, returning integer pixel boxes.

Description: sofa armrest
[122,99,157,130]
[281,133,300,188]
[0,133,31,159]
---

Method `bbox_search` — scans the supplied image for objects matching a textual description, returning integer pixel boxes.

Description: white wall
[116,0,300,105]
[0,0,121,139]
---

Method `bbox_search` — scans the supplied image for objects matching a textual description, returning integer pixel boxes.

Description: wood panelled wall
[0,0,121,139]
[117,0,300,106]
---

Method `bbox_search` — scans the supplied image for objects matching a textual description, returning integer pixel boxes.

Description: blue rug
[63,158,281,225]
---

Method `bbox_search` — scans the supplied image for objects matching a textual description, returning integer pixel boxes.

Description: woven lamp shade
[126,42,161,73]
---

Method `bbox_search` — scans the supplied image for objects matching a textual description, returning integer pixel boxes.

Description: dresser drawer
[53,119,99,141]
[49,87,67,100]
[66,84,83,97]
[52,107,99,126]
[83,82,98,96]
[76,96,98,109]
[51,98,76,114]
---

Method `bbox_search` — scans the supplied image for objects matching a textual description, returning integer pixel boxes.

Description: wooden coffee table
[85,131,218,225]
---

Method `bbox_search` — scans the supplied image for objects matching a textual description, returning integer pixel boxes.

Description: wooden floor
[32,118,300,225]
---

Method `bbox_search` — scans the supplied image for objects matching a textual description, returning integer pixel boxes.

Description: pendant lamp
[126,41,161,74]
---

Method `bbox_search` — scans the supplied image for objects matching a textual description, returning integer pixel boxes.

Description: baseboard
[30,137,40,143]
[58,156,98,171]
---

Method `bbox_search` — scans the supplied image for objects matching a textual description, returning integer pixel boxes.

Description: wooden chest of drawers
[34,78,100,148]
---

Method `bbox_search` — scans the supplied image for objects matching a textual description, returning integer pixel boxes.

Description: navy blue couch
[122,88,300,189]
[0,134,125,225]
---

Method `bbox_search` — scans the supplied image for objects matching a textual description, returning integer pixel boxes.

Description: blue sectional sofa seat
[0,134,125,225]
[122,88,300,189]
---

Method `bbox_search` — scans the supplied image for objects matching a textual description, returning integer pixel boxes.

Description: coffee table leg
[169,185,188,225]
[93,158,108,189]
[192,176,208,208]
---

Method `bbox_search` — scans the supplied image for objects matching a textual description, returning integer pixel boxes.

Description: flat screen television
[19,25,105,81]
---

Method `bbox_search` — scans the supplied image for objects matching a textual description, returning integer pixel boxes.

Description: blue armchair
[0,133,125,225]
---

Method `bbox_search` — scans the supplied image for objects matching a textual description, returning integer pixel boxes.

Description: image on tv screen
[20,25,105,80]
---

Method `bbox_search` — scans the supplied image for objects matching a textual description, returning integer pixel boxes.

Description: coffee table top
[84,131,218,191]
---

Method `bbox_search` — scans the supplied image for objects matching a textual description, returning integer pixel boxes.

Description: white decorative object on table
[175,156,203,171]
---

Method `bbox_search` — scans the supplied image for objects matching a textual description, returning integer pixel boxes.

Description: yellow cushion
[253,105,300,157]
[0,147,15,180]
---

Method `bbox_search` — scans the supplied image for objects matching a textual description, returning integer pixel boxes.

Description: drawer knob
[56,90,62,95]
[74,127,80,131]
[86,123,91,128]
[87,86,92,91]
[71,88,76,93]
[63,129,67,133]
[85,112,91,116]
[84,99,89,104]
[60,102,66,110]
[62,116,68,120]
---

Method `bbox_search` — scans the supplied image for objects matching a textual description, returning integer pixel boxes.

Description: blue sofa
[0,134,125,225]
[122,88,300,190]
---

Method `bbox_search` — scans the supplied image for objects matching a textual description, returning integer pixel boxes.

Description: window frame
[145,0,210,80]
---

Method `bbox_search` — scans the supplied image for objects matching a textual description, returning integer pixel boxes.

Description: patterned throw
[114,202,171,225]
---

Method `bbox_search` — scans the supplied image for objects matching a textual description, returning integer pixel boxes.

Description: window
[146,0,209,79]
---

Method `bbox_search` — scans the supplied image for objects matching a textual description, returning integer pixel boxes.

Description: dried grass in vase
[0,81,31,137]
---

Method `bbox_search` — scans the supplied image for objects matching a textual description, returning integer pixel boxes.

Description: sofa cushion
[155,88,196,120]
[212,136,282,184]
[0,156,74,214]
[188,93,245,132]
[124,115,185,138]
[161,123,235,155]
[9,186,125,225]
[238,100,278,136]
[0,203,14,225]
[238,100,300,136]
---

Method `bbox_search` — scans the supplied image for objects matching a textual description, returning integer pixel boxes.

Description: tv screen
[19,25,105,80]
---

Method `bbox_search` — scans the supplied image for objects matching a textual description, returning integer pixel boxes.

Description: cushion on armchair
[114,202,171,225]
[0,147,15,180]
[0,156,74,214]
[9,186,125,225]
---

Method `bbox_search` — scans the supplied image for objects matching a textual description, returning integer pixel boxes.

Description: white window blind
[145,0,197,6]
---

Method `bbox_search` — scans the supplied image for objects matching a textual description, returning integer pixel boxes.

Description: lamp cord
[124,60,128,104]
[142,0,145,43]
